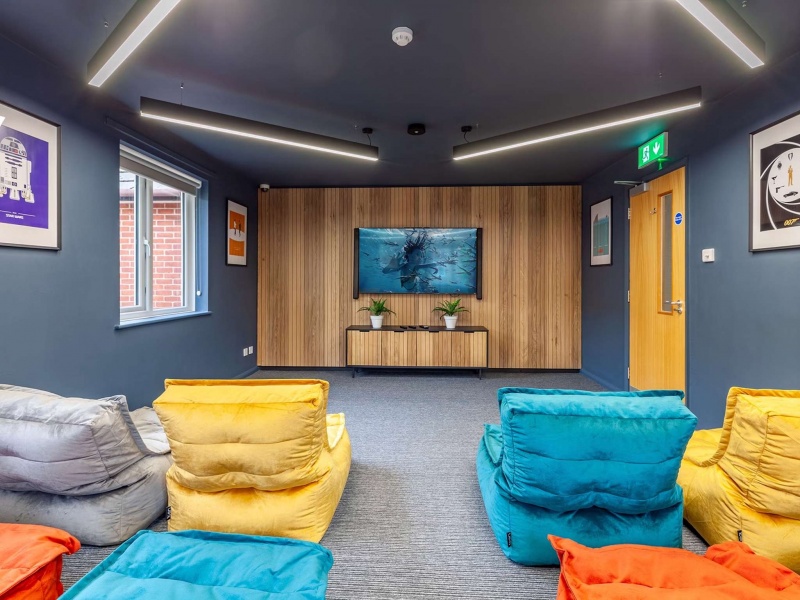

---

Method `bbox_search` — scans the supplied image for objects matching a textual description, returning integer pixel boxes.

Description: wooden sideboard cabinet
[345,326,489,378]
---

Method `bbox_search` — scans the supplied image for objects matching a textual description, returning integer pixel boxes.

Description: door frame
[625,159,692,407]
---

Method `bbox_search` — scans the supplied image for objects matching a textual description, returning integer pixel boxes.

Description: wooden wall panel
[257,186,581,369]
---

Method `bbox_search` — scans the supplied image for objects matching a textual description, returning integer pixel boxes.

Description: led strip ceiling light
[674,0,765,68]
[453,87,702,162]
[0,116,5,127]
[140,98,380,162]
[88,0,183,87]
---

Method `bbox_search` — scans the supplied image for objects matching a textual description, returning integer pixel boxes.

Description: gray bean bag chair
[0,384,172,545]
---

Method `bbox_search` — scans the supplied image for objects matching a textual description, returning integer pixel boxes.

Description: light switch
[702,248,715,263]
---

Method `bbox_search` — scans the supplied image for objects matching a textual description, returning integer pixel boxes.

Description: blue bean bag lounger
[61,530,333,600]
[476,388,697,566]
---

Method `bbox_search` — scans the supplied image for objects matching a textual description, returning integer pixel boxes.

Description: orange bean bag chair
[0,524,80,600]
[550,535,800,599]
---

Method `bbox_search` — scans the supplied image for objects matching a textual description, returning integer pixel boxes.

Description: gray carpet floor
[63,370,707,598]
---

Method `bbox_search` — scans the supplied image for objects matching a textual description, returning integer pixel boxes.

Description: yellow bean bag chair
[678,387,800,572]
[153,379,351,543]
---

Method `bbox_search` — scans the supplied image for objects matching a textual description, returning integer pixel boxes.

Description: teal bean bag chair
[61,530,333,599]
[476,388,697,566]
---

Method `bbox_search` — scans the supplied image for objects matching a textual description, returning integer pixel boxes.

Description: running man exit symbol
[638,132,669,169]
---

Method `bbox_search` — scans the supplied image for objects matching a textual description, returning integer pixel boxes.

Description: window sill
[115,311,212,330]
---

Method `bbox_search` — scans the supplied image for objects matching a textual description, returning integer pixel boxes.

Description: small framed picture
[226,199,247,266]
[590,197,612,266]
[0,100,60,250]
[751,109,800,251]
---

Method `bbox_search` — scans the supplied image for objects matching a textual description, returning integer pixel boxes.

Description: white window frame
[119,146,202,323]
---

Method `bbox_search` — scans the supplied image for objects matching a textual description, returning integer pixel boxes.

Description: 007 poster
[751,110,800,252]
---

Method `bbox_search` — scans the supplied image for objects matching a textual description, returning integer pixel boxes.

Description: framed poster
[751,110,800,251]
[0,100,60,249]
[226,199,247,266]
[590,198,612,266]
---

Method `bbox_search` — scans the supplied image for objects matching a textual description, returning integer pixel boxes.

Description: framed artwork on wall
[751,110,800,251]
[590,198,612,266]
[226,199,247,266]
[0,100,60,250]
[353,227,482,298]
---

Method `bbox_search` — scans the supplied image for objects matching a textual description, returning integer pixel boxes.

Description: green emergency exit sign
[638,132,668,169]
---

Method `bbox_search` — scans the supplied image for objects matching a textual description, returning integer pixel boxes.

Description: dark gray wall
[582,51,800,428]
[0,36,258,409]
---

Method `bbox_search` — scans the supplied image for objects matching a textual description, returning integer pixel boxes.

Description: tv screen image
[356,227,481,295]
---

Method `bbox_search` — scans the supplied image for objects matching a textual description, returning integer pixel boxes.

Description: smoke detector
[392,27,413,47]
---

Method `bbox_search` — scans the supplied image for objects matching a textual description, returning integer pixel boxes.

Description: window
[119,146,202,323]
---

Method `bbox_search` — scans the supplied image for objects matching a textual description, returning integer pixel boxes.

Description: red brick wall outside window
[120,189,185,309]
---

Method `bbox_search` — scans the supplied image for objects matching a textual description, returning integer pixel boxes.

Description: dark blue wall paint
[581,178,630,392]
[0,36,258,408]
[582,52,800,427]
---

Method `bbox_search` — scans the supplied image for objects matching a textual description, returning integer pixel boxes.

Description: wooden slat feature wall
[257,186,582,369]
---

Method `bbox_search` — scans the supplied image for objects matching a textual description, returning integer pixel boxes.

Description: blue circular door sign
[675,212,683,225]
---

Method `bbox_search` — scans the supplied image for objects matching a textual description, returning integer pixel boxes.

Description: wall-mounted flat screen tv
[354,227,482,298]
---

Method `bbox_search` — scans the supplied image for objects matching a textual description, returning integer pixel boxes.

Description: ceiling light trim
[88,0,183,87]
[674,0,765,68]
[453,87,702,162]
[140,97,379,162]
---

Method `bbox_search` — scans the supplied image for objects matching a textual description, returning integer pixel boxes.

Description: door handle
[669,300,683,315]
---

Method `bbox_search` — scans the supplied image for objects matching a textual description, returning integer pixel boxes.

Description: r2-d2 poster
[0,126,49,229]
[0,100,59,250]
[751,111,800,251]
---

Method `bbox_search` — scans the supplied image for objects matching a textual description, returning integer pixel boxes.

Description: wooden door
[451,332,489,367]
[380,331,417,366]
[416,331,452,367]
[346,330,381,366]
[629,168,686,393]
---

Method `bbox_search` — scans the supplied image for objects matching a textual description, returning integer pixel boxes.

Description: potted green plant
[358,298,396,329]
[433,298,469,329]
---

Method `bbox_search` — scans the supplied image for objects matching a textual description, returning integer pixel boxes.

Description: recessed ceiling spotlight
[408,123,426,136]
[392,27,413,47]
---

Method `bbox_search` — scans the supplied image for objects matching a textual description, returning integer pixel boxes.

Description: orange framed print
[227,199,247,266]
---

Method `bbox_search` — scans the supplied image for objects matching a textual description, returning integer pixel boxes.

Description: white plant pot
[444,315,458,330]
[370,315,384,329]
